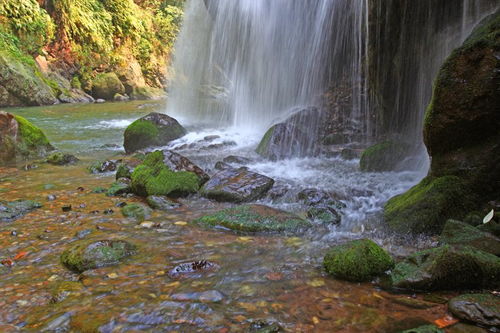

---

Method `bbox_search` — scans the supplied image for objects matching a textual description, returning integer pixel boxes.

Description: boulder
[256,107,323,160]
[123,113,186,153]
[146,195,181,210]
[307,207,341,225]
[60,240,136,273]
[360,141,412,172]
[106,181,131,197]
[121,203,152,221]
[440,220,500,256]
[91,73,125,100]
[0,200,42,222]
[115,164,133,179]
[194,204,311,233]
[88,160,118,174]
[46,152,79,166]
[323,239,394,282]
[162,150,209,184]
[390,245,500,291]
[130,151,200,198]
[200,167,274,203]
[385,11,500,234]
[0,112,54,163]
[448,294,500,327]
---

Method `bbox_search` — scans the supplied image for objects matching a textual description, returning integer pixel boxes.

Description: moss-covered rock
[359,141,411,172]
[123,112,186,153]
[390,245,500,291]
[130,150,200,197]
[0,199,42,222]
[323,239,394,282]
[440,219,500,256]
[106,181,131,197]
[448,294,500,327]
[91,73,125,100]
[46,152,79,165]
[61,239,136,273]
[384,176,475,234]
[307,207,341,225]
[116,164,132,179]
[121,203,152,221]
[146,195,181,210]
[194,204,311,233]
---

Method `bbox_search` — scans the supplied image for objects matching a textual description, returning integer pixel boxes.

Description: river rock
[200,167,274,203]
[124,113,186,153]
[307,207,341,225]
[170,290,224,303]
[121,203,152,221]
[390,245,500,291]
[223,155,251,165]
[61,240,137,273]
[194,204,311,233]
[168,260,219,279]
[146,195,181,210]
[0,112,54,163]
[323,239,394,282]
[106,181,131,197]
[116,164,133,179]
[88,160,118,174]
[0,200,42,222]
[46,152,79,166]
[256,107,323,160]
[249,321,283,333]
[130,151,200,197]
[360,141,413,172]
[384,11,500,234]
[91,72,125,100]
[448,294,500,327]
[161,150,209,184]
[440,219,500,256]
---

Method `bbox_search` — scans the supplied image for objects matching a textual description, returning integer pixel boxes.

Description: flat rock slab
[0,200,41,222]
[162,150,209,184]
[200,168,274,203]
[448,294,500,327]
[193,204,311,233]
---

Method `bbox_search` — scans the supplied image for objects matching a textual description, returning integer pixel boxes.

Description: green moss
[91,72,125,100]
[130,150,199,197]
[384,176,475,234]
[121,203,151,221]
[359,141,408,172]
[401,325,443,333]
[106,182,130,197]
[116,164,132,179]
[255,126,275,156]
[13,115,53,156]
[125,119,160,146]
[323,239,394,282]
[193,204,311,233]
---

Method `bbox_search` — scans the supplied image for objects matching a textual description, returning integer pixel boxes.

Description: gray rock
[448,294,500,327]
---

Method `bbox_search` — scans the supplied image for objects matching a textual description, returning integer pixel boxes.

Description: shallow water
[0,101,455,332]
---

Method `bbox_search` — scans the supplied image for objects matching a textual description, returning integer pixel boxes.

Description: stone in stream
[0,200,42,222]
[161,150,209,184]
[130,151,201,198]
[307,206,341,225]
[256,106,323,160]
[194,204,311,233]
[390,245,500,291]
[440,219,500,256]
[121,203,152,221]
[106,180,131,197]
[323,239,394,282]
[448,294,500,327]
[222,155,252,165]
[88,159,119,174]
[297,188,344,208]
[116,163,133,179]
[0,111,54,163]
[60,239,137,273]
[359,140,413,172]
[200,167,274,203]
[146,195,181,210]
[170,290,224,303]
[168,260,219,279]
[123,112,186,153]
[46,152,79,165]
[249,320,284,333]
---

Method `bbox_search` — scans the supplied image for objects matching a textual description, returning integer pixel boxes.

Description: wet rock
[50,281,84,303]
[62,205,72,212]
[194,204,311,233]
[297,188,344,208]
[161,150,209,184]
[448,294,500,327]
[266,183,290,201]
[168,260,219,279]
[91,72,125,100]
[360,141,413,172]
[0,200,42,222]
[47,194,56,201]
[70,312,110,333]
[214,161,231,171]
[130,151,200,198]
[256,107,323,160]
[146,195,181,210]
[249,320,283,333]
[340,148,360,160]
[170,290,224,303]
[401,325,443,333]
[203,135,220,142]
[115,202,127,208]
[46,152,79,165]
[75,229,92,239]
[307,207,341,225]
[95,99,105,103]
[447,323,488,333]
[392,297,437,309]
[116,164,133,180]
[390,245,500,291]
[92,187,107,194]
[222,155,251,165]
[121,203,152,221]
[440,220,500,256]
[200,168,274,203]
[124,113,186,153]
[113,93,129,102]
[323,239,394,282]
[106,181,131,197]
[88,160,118,174]
[478,220,500,238]
[61,239,137,273]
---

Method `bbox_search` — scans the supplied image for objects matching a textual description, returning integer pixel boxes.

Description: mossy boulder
[323,239,394,282]
[387,11,500,235]
[123,112,186,153]
[60,240,137,273]
[91,73,125,100]
[194,204,311,233]
[440,219,500,256]
[384,176,475,234]
[121,203,152,221]
[448,294,500,327]
[130,151,200,198]
[88,160,118,174]
[146,195,181,210]
[0,199,42,222]
[116,164,132,179]
[0,112,54,163]
[359,141,411,172]
[106,181,131,197]
[46,152,79,165]
[390,245,500,291]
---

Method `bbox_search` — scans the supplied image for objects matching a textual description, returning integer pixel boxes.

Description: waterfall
[166,0,369,134]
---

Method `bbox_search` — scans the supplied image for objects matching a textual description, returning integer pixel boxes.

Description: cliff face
[0,0,185,107]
